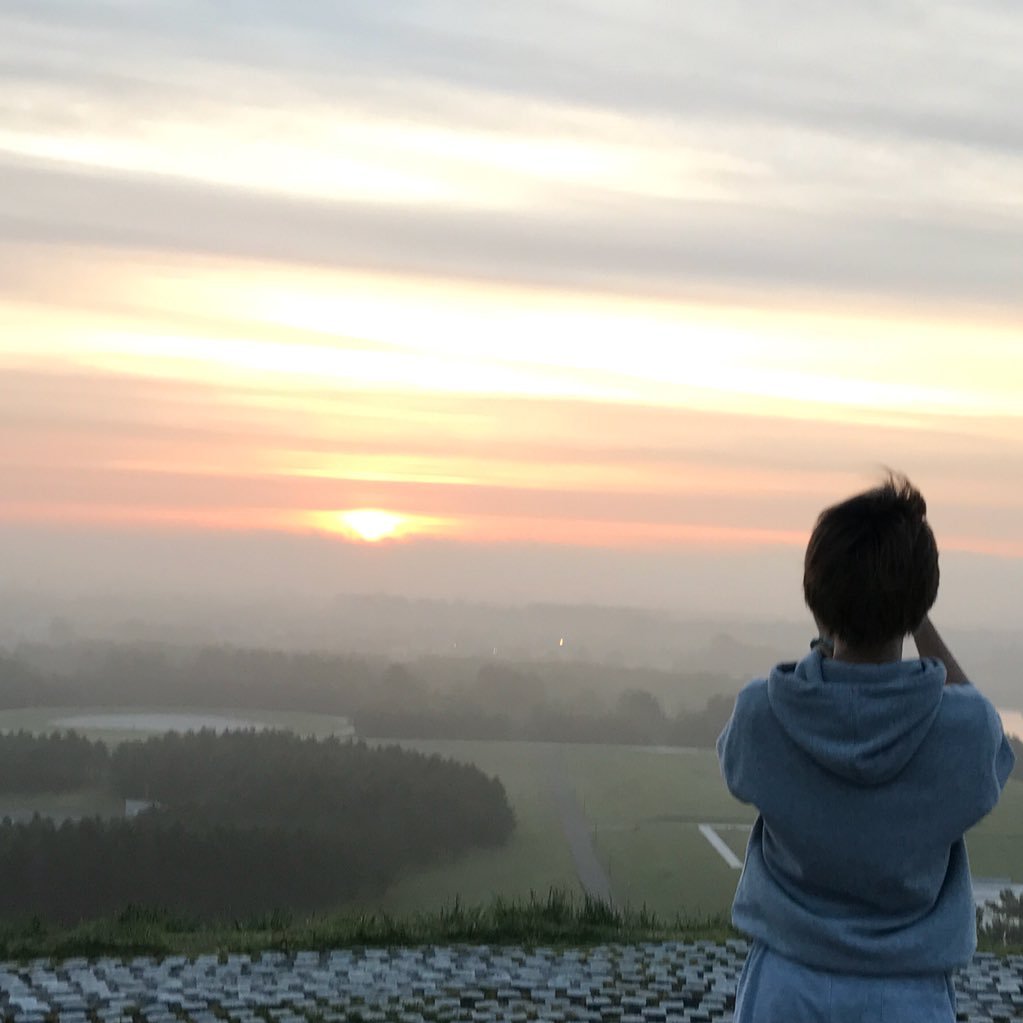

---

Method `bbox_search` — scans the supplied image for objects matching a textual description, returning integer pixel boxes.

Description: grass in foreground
[0,890,737,962]
[0,889,1018,963]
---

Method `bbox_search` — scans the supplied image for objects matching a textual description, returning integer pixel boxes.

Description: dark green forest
[0,644,737,748]
[0,730,109,792]
[0,730,514,922]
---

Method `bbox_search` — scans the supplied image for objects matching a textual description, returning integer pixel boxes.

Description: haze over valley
[1,0,1022,946]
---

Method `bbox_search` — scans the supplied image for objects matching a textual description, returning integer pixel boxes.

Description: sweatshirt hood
[767,649,946,784]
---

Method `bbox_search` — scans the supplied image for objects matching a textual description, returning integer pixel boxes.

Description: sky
[1,1,1022,626]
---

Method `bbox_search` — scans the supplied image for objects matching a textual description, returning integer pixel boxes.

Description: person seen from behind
[717,473,1014,1021]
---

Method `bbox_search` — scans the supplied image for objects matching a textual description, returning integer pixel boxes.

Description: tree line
[0,730,515,921]
[355,691,735,747]
[0,645,738,748]
[0,730,108,792]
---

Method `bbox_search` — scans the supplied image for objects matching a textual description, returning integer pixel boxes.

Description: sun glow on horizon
[307,508,456,544]
[335,509,404,543]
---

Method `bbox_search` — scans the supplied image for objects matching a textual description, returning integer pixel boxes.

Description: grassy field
[369,738,1023,919]
[0,891,735,961]
[1,708,1022,923]
[368,739,752,918]
[363,739,581,913]
[562,744,752,917]
[963,776,1023,880]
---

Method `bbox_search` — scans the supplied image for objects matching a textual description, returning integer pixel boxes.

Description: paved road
[547,747,617,908]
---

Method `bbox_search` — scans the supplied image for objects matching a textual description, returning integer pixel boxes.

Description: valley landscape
[3,0,1023,1018]
[2,604,1022,927]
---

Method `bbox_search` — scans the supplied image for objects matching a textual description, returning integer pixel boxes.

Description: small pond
[50,713,268,733]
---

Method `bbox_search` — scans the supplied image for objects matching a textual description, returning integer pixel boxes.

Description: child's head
[803,472,939,649]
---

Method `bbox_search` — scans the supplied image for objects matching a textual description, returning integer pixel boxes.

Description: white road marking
[699,823,743,869]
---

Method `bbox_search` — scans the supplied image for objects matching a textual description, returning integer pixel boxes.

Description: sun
[337,508,405,542]
[304,507,453,543]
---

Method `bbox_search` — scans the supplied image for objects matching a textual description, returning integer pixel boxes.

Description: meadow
[1,707,1021,922]
[370,739,751,918]
[334,737,1023,919]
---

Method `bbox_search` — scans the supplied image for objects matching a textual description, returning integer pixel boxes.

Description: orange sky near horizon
[3,255,1023,561]
[2,1,1023,597]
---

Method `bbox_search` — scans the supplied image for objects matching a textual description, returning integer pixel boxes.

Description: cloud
[1,3,1022,311]
[1,3,1021,620]
[1,152,1021,311]
[3,366,1023,557]
[7,2,1021,149]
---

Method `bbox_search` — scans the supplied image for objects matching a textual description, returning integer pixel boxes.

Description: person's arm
[912,614,969,686]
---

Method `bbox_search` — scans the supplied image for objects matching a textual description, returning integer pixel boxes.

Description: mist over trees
[0,730,514,921]
[0,641,741,749]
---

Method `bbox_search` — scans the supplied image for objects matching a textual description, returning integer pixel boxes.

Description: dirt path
[548,747,617,908]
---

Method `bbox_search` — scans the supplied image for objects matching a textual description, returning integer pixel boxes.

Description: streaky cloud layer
[0,1,1021,618]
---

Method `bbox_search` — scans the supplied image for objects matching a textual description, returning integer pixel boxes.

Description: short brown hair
[803,473,939,648]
